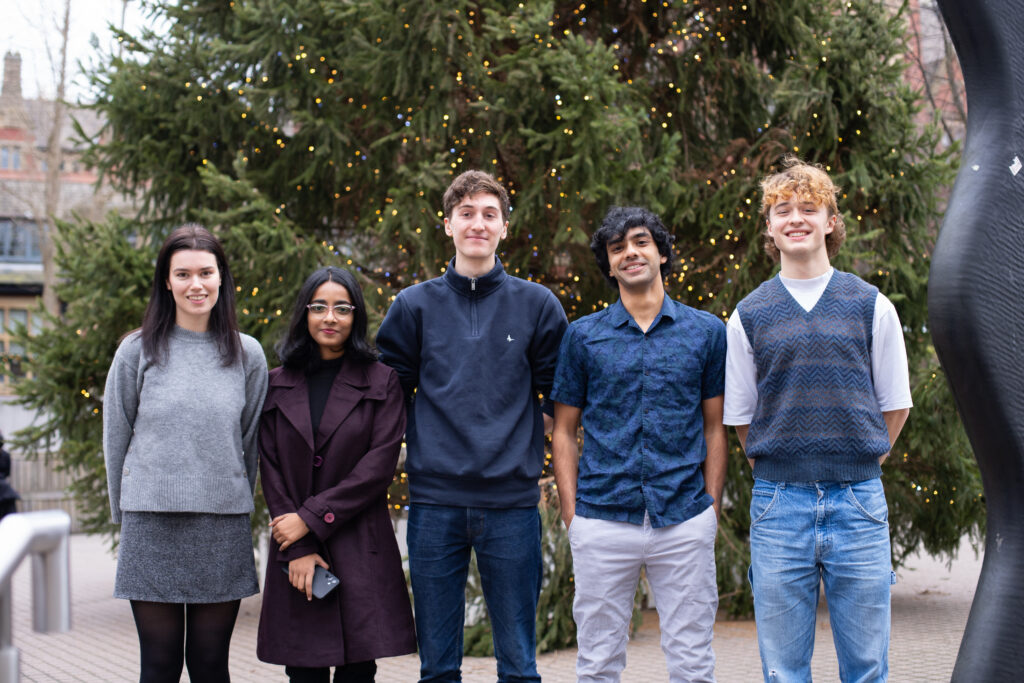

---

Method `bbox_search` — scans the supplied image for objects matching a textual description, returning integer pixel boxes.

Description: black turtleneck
[307,354,345,436]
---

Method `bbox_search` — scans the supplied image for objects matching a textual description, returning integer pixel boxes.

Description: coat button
[324,512,335,524]
[313,455,324,467]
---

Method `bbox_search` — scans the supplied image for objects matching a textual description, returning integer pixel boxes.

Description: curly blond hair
[759,156,846,262]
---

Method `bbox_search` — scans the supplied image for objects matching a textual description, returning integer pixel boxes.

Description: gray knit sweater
[103,327,268,524]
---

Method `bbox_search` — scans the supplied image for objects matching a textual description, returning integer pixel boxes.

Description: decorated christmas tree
[14,0,980,640]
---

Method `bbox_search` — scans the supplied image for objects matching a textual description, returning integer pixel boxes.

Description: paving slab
[9,533,981,682]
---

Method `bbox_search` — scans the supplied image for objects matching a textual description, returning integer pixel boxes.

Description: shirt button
[313,455,324,468]
[324,512,335,523]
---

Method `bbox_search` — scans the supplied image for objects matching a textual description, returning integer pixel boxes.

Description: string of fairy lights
[96,1,966,513]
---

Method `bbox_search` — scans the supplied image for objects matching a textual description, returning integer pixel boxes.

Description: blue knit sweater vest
[737,271,891,482]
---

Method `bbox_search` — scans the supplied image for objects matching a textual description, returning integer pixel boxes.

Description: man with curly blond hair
[724,157,912,682]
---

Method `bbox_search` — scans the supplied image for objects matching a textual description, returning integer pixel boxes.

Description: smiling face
[444,191,508,276]
[606,225,668,292]
[166,249,221,331]
[306,279,354,360]
[766,195,836,269]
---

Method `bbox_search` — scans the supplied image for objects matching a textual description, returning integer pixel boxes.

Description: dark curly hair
[590,206,675,287]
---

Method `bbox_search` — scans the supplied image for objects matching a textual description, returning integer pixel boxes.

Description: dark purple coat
[256,359,416,667]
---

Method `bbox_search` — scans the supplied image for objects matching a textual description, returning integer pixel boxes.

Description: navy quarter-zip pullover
[376,257,568,508]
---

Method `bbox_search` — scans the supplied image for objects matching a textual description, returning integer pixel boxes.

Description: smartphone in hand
[281,564,340,598]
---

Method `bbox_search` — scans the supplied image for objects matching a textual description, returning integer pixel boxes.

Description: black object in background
[930,1,1024,680]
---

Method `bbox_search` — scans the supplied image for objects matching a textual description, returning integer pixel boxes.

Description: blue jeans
[749,478,895,683]
[407,503,542,683]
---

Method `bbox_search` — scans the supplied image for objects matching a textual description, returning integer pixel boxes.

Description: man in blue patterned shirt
[551,206,727,682]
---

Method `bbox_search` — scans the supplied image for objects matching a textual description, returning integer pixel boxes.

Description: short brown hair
[759,156,846,262]
[442,170,511,223]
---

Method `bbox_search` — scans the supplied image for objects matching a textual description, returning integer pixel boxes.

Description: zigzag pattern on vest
[738,271,890,482]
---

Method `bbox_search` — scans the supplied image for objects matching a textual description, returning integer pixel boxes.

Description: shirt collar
[442,256,507,296]
[608,294,677,329]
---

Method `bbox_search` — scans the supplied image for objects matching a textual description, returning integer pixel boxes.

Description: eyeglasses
[306,303,357,317]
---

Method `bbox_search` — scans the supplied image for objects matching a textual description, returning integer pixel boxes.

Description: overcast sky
[2,0,153,102]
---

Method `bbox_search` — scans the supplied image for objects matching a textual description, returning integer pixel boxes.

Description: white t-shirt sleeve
[724,309,758,425]
[872,292,914,411]
[723,292,912,426]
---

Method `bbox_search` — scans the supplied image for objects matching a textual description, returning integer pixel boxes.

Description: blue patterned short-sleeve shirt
[551,296,726,528]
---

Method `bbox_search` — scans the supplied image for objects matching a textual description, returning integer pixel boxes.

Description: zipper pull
[471,278,477,291]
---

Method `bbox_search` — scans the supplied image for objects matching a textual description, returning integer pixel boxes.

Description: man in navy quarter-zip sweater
[377,170,567,683]
[724,157,912,683]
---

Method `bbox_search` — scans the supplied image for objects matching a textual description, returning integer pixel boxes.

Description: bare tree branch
[41,0,71,316]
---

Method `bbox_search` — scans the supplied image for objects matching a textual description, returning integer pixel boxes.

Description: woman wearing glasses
[103,224,268,682]
[257,266,415,682]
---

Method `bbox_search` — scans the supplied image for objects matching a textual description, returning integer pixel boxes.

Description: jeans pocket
[749,480,780,526]
[846,478,889,524]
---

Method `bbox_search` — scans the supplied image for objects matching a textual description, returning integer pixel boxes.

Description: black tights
[130,600,240,683]
[285,661,377,683]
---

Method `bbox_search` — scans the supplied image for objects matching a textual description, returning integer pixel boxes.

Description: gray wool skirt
[114,511,259,603]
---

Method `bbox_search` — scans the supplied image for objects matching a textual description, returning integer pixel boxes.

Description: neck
[619,280,665,332]
[319,347,344,362]
[175,313,210,333]
[779,252,832,280]
[452,254,496,279]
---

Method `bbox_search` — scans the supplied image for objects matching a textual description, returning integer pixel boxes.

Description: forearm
[879,408,910,464]
[703,422,727,515]
[376,300,420,399]
[103,345,141,523]
[551,433,579,525]
[734,424,754,470]
[242,347,269,492]
[551,403,582,526]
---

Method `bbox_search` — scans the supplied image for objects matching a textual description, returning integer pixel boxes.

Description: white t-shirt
[723,268,913,426]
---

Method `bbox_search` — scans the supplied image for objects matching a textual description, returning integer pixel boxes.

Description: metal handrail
[0,510,71,683]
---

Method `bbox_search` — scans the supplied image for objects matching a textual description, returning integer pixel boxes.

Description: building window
[0,219,42,262]
[0,300,41,392]
[0,147,18,170]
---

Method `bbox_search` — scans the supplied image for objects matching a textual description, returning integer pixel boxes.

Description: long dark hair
[277,267,376,372]
[141,223,240,366]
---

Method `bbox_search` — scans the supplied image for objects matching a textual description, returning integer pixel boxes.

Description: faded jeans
[749,478,895,683]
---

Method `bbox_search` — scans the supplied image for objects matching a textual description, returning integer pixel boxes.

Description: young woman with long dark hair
[103,224,268,682]
[256,266,415,683]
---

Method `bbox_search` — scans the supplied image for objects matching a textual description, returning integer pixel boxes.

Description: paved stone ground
[9,534,981,682]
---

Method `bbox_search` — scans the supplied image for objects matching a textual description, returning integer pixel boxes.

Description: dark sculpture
[930,1,1024,680]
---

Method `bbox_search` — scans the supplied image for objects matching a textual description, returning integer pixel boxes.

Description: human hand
[288,553,329,601]
[269,512,310,551]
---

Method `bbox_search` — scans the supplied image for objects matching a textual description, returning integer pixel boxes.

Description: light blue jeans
[749,478,895,683]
